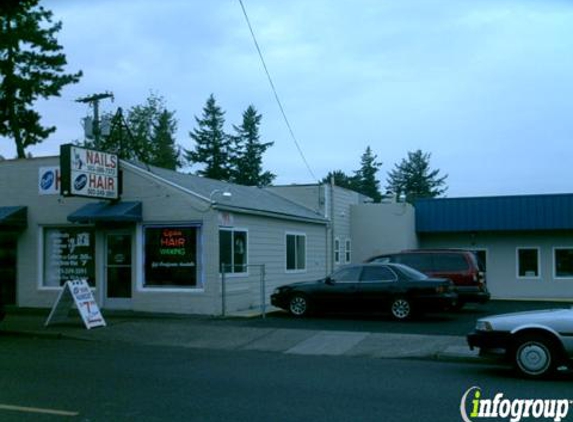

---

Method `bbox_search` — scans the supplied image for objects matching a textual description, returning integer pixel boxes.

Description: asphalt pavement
[0,300,570,363]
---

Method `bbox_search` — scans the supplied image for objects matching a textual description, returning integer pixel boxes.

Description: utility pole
[76,92,114,146]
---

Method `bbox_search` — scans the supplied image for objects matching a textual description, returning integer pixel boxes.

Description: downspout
[330,176,336,273]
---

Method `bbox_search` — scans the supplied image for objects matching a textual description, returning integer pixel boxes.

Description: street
[0,335,571,422]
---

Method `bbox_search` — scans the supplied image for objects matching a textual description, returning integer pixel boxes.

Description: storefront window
[43,227,96,287]
[517,248,540,278]
[555,248,573,278]
[219,229,248,274]
[286,233,306,271]
[144,226,200,288]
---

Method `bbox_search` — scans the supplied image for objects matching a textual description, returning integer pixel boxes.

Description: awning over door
[68,201,142,224]
[0,206,27,229]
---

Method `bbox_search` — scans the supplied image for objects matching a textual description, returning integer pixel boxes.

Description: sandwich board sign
[45,279,106,329]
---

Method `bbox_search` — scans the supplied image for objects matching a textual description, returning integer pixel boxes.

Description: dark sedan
[271,263,457,320]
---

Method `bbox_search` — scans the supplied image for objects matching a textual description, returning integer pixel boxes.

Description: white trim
[334,237,340,265]
[140,223,205,290]
[285,231,307,273]
[38,224,97,290]
[553,246,573,280]
[219,227,249,277]
[516,247,541,279]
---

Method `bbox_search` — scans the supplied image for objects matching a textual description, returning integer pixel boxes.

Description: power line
[238,0,318,182]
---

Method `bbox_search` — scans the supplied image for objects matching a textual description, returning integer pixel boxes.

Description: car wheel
[289,294,310,317]
[390,297,412,320]
[513,335,558,379]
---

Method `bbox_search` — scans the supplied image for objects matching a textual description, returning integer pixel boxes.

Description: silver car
[467,308,573,378]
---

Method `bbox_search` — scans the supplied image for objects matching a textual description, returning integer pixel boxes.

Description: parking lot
[238,300,571,337]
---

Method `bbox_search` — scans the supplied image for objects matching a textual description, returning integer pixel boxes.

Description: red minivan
[366,249,490,308]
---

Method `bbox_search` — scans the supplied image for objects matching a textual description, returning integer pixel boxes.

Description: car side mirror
[325,277,335,285]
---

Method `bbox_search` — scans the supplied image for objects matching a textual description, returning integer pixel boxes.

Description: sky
[1,0,573,197]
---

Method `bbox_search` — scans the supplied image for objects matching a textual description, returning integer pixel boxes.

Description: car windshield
[393,264,428,281]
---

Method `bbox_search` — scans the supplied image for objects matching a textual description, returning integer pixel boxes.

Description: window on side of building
[554,248,573,279]
[286,233,306,272]
[144,225,201,288]
[334,237,340,265]
[517,247,540,279]
[219,228,248,275]
[345,238,351,264]
[43,226,96,288]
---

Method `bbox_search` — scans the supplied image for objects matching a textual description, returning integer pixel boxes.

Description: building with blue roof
[414,194,573,301]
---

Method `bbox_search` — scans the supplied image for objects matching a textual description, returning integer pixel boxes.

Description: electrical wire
[238,0,318,182]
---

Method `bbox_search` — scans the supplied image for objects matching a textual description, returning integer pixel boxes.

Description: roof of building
[415,193,573,233]
[125,162,327,223]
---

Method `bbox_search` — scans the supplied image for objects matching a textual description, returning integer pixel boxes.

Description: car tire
[513,334,559,379]
[390,297,412,321]
[289,294,311,317]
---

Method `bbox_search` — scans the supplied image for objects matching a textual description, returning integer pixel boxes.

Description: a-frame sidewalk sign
[45,279,106,329]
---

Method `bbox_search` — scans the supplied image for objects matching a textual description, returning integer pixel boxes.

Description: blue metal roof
[415,194,573,233]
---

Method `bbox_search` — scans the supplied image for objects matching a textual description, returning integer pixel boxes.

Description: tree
[386,149,448,203]
[151,109,180,170]
[320,170,357,191]
[353,146,383,202]
[184,94,232,180]
[231,105,275,186]
[0,0,82,158]
[82,93,180,169]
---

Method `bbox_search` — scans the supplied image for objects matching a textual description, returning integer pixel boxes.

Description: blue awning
[0,206,27,229]
[68,201,142,224]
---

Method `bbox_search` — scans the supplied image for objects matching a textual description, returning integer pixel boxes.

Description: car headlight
[475,320,493,332]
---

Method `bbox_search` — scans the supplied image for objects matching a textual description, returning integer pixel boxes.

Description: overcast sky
[2,0,572,197]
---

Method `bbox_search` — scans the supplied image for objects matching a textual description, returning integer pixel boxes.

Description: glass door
[105,232,132,308]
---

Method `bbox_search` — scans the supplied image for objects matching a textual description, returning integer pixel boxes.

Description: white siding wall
[0,157,328,315]
[420,232,573,301]
[351,203,418,262]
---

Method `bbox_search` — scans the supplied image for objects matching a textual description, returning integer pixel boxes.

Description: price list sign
[44,227,95,287]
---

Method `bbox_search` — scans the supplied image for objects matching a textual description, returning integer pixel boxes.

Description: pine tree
[320,170,357,190]
[0,0,82,158]
[353,146,383,202]
[184,94,232,180]
[386,149,448,203]
[231,105,275,186]
[151,109,180,170]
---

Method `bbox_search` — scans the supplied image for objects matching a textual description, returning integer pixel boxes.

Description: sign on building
[45,279,106,329]
[60,144,119,200]
[39,166,61,195]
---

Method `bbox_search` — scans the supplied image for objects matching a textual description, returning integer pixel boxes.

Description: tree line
[0,0,448,201]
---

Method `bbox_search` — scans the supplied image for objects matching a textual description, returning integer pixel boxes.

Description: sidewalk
[0,309,480,363]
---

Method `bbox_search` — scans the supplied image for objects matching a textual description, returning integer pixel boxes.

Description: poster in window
[44,227,95,287]
[145,227,198,287]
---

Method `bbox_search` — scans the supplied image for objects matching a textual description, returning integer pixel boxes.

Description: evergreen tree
[184,94,232,180]
[231,105,275,186]
[353,146,383,202]
[386,149,448,203]
[151,109,180,170]
[320,170,357,191]
[0,0,82,158]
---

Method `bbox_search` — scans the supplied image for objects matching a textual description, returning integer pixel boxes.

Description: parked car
[365,249,489,309]
[270,263,457,320]
[467,308,573,378]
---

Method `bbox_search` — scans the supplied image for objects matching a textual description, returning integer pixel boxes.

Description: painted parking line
[0,403,79,417]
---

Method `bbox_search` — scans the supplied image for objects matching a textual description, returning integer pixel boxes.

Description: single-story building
[0,156,368,315]
[2,153,572,314]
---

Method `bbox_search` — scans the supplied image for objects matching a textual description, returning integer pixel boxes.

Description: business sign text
[60,144,119,200]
